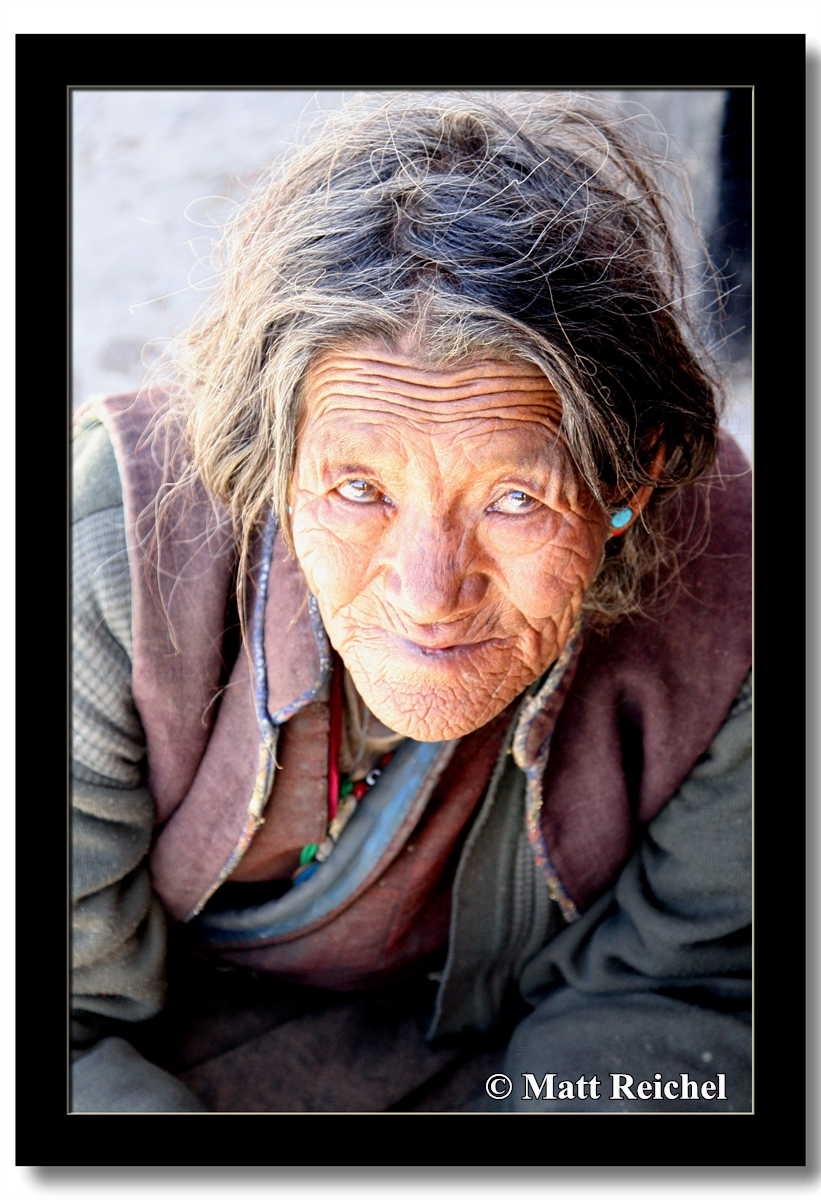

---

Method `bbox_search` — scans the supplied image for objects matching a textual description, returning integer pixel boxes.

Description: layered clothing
[71,391,752,1111]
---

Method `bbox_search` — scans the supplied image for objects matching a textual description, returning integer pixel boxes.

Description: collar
[512,617,586,922]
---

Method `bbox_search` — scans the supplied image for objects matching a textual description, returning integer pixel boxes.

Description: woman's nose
[382,516,486,624]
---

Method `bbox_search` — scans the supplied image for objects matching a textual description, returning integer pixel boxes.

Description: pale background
[71,88,751,460]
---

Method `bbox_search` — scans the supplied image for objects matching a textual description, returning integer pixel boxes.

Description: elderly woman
[72,92,751,1114]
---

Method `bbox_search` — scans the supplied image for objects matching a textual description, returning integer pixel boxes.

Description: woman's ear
[608,440,666,537]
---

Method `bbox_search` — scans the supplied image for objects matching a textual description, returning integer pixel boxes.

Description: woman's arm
[71,416,166,1032]
[72,416,210,1110]
[505,673,752,1111]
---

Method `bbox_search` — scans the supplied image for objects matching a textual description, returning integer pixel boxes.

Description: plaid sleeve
[71,417,166,1022]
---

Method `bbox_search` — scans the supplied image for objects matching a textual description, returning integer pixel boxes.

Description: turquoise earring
[610,507,633,532]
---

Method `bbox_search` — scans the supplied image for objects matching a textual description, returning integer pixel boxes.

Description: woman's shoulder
[72,404,133,666]
[72,405,124,524]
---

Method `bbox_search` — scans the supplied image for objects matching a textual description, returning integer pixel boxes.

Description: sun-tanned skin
[290,346,653,743]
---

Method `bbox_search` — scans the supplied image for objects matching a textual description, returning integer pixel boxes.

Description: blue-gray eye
[338,479,380,502]
[490,490,538,514]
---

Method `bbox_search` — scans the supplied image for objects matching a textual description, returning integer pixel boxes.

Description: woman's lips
[390,634,502,660]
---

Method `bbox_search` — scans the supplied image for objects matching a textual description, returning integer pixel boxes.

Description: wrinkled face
[290,346,610,741]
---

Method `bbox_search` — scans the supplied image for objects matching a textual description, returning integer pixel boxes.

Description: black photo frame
[21,29,806,1171]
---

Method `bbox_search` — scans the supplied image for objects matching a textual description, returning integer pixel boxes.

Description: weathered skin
[291,346,653,742]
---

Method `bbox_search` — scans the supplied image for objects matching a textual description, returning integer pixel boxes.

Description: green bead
[339,779,354,798]
[299,843,318,865]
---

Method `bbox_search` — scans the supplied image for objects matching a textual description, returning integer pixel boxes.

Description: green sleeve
[72,414,167,1025]
[504,675,752,1112]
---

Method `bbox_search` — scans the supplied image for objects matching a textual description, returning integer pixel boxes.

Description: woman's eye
[489,490,539,515]
[337,479,383,503]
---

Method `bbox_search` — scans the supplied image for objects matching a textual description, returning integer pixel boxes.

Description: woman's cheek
[292,503,378,608]
[482,511,562,558]
[301,495,391,545]
[506,557,578,622]
[493,517,606,621]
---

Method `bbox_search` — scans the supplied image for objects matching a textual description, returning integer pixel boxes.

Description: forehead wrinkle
[304,392,563,430]
[310,350,557,391]
[441,436,571,496]
[451,420,564,456]
[307,376,559,412]
[306,418,568,481]
[306,353,562,415]
[302,408,568,480]
[302,422,412,469]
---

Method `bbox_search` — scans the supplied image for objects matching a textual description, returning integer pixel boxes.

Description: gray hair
[156,90,722,628]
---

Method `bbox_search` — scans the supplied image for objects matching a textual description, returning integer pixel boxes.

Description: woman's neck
[339,665,406,781]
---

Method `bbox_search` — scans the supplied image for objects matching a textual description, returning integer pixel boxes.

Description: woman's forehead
[302,346,563,424]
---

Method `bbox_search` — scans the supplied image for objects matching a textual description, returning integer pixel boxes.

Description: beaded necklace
[292,657,396,885]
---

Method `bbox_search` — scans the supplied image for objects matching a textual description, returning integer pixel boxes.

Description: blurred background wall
[72,88,751,459]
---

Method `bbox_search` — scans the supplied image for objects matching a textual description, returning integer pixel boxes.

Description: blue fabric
[193,737,452,944]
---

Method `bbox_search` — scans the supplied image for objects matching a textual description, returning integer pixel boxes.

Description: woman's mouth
[390,635,502,660]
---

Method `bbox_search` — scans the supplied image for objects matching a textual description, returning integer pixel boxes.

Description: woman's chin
[335,633,551,742]
[364,705,490,743]
[346,674,522,743]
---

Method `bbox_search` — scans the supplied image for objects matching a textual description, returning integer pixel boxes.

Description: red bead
[353,781,368,800]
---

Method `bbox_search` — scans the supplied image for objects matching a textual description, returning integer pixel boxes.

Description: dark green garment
[432,671,751,1111]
